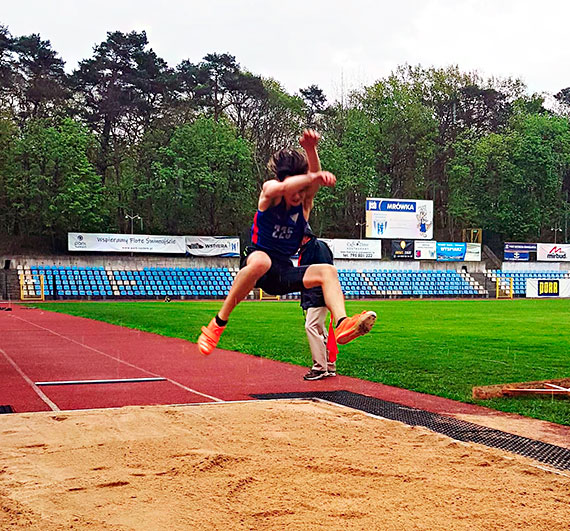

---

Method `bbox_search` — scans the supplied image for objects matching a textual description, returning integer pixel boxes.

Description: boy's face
[284,185,306,208]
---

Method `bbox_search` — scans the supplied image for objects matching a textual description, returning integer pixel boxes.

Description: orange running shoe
[335,311,376,345]
[197,318,226,355]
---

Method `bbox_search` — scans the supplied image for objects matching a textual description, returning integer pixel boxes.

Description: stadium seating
[338,269,485,298]
[20,265,570,300]
[486,269,570,296]
[20,265,486,300]
[24,265,238,299]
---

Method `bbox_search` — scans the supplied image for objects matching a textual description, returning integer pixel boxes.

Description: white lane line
[11,314,223,403]
[0,347,60,411]
[36,377,167,386]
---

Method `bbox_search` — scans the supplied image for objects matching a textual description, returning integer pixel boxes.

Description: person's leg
[302,264,376,345]
[198,251,271,355]
[302,264,346,324]
[304,306,328,375]
[218,252,271,320]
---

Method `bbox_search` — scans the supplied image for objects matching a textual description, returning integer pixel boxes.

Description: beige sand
[1,400,569,530]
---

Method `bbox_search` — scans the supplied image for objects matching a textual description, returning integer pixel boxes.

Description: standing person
[197,130,376,355]
[298,230,338,381]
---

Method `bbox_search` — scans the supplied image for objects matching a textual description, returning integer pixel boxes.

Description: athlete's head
[267,149,308,182]
[267,149,309,207]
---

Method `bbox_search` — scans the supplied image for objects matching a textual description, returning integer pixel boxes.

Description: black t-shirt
[298,237,334,310]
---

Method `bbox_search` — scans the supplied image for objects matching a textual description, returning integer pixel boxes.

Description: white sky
[3,0,570,103]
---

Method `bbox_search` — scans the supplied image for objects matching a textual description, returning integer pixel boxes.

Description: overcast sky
[3,0,569,103]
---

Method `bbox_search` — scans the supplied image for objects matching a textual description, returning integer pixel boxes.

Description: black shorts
[240,246,309,296]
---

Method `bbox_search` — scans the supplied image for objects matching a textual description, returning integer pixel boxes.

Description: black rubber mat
[0,405,14,414]
[252,390,570,471]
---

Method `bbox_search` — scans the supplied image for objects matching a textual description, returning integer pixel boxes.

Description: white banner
[365,198,433,239]
[414,240,436,260]
[537,243,570,262]
[465,243,482,262]
[185,236,240,257]
[526,278,570,298]
[329,239,382,260]
[68,233,186,254]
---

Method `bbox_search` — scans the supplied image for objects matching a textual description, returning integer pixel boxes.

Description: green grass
[31,299,570,426]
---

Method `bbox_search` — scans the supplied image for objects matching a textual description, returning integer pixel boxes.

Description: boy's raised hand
[310,170,336,187]
[299,129,320,150]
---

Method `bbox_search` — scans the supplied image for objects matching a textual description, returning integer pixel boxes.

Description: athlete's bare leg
[218,251,271,321]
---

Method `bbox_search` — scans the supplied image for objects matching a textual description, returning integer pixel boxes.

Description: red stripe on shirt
[252,211,259,244]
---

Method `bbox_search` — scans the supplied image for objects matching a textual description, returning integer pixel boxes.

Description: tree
[243,79,305,186]
[152,117,255,235]
[0,114,19,236]
[448,112,570,241]
[11,33,69,123]
[300,84,327,127]
[6,118,106,240]
[71,30,175,181]
[0,26,16,105]
[182,53,266,126]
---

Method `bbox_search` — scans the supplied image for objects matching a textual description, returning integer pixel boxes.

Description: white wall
[501,262,570,271]
[4,254,491,273]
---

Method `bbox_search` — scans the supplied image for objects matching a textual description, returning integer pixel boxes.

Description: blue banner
[504,251,530,261]
[436,242,466,262]
[504,242,537,253]
[366,199,417,213]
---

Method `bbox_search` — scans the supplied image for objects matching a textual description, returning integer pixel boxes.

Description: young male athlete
[197,130,376,355]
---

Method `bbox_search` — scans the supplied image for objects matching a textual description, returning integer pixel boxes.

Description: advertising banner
[526,279,570,298]
[68,233,186,254]
[414,240,437,260]
[391,240,414,259]
[185,236,240,257]
[504,251,530,261]
[465,243,482,261]
[435,242,481,262]
[436,242,466,261]
[365,198,433,240]
[504,242,537,253]
[537,243,570,262]
[330,239,382,259]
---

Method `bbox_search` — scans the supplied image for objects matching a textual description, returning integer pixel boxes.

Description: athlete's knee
[245,253,271,277]
[319,264,338,283]
[304,264,338,288]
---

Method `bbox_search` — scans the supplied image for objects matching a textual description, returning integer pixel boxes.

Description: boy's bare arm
[300,130,324,213]
[300,130,321,173]
[258,172,335,211]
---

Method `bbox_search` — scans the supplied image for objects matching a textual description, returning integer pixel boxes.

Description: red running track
[1,306,569,448]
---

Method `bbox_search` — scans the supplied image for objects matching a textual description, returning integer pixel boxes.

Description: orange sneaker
[335,311,376,345]
[197,318,226,355]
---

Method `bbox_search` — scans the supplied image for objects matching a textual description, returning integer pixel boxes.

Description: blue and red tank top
[250,201,307,259]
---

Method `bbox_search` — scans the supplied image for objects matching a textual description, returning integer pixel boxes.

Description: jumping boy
[197,130,376,355]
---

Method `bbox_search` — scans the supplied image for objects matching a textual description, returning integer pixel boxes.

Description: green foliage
[449,112,570,240]
[2,23,570,249]
[5,118,106,236]
[317,107,381,236]
[153,117,256,235]
[34,299,570,426]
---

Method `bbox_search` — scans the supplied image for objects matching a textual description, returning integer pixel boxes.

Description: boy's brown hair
[267,149,308,182]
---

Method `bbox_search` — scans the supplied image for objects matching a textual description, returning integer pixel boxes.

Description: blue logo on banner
[380,200,416,212]
[504,251,529,261]
[366,200,417,212]
[436,242,466,261]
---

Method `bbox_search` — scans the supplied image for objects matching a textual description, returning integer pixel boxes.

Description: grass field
[32,299,570,426]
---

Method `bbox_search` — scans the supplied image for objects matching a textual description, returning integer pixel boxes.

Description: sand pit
[1,400,569,530]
